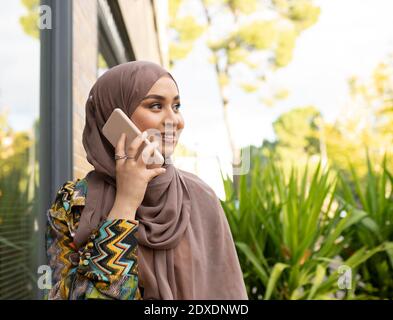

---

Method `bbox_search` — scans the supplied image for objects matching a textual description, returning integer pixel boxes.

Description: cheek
[177,115,185,129]
[141,119,160,132]
[132,111,161,132]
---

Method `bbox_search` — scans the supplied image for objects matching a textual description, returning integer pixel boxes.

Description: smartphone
[102,108,164,166]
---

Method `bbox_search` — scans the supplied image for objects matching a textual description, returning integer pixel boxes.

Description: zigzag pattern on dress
[46,210,75,282]
[90,220,139,277]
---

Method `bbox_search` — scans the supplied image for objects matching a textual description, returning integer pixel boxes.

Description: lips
[160,131,176,137]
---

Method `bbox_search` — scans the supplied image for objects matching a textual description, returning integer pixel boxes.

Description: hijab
[76,60,248,300]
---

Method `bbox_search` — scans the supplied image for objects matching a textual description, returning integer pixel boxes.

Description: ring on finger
[115,154,136,161]
[115,154,127,160]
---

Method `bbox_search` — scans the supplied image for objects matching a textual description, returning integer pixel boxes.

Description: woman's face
[131,75,184,158]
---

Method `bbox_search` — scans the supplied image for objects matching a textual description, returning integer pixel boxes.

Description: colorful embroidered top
[45,178,143,300]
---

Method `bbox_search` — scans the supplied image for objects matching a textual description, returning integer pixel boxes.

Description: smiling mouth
[159,130,176,138]
[150,132,177,145]
[162,135,176,144]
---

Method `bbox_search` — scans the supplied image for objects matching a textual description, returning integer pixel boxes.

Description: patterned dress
[45,178,143,300]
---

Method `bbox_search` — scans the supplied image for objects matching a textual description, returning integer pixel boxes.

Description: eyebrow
[141,94,180,101]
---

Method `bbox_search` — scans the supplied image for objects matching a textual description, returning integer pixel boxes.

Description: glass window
[0,0,40,299]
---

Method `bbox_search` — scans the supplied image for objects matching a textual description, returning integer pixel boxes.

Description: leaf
[264,262,289,300]
[360,216,382,242]
[235,241,269,284]
[307,264,326,299]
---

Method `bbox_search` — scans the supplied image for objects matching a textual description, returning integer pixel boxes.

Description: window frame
[38,0,73,300]
[98,0,135,67]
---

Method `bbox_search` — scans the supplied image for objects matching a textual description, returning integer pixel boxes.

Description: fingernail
[141,131,148,139]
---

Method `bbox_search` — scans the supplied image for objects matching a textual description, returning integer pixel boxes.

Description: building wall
[72,0,167,180]
[152,0,170,69]
[73,0,97,180]
[118,0,165,66]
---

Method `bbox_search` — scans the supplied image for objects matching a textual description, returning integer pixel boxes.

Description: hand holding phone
[101,108,167,221]
[102,108,164,166]
[106,132,167,221]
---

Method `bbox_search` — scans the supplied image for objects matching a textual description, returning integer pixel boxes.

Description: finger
[115,133,127,165]
[127,131,148,160]
[138,140,160,166]
[147,167,167,182]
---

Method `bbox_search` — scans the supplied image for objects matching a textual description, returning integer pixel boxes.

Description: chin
[159,142,176,157]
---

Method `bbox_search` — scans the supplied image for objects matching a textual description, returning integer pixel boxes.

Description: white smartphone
[102,108,164,165]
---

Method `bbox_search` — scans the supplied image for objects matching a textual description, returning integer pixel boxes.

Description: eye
[149,103,162,110]
[173,103,181,112]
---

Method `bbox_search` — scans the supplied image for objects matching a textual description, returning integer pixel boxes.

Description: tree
[19,0,40,40]
[323,55,393,178]
[273,106,321,158]
[257,54,393,179]
[253,106,323,176]
[169,0,320,188]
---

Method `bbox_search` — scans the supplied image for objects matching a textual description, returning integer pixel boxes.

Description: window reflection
[98,52,109,77]
[0,0,40,299]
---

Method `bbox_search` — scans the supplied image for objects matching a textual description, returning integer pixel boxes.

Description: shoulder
[48,177,88,223]
[55,178,88,208]
[178,169,218,201]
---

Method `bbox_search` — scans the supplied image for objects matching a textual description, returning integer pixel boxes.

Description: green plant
[221,155,393,299]
[338,153,393,298]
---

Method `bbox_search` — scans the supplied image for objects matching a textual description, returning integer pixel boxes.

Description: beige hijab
[77,60,248,300]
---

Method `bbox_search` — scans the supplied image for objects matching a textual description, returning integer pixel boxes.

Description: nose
[162,107,180,130]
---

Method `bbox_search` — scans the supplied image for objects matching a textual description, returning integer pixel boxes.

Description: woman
[46,60,248,300]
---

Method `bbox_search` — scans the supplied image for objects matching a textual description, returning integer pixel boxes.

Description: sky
[0,0,40,133]
[1,0,393,198]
